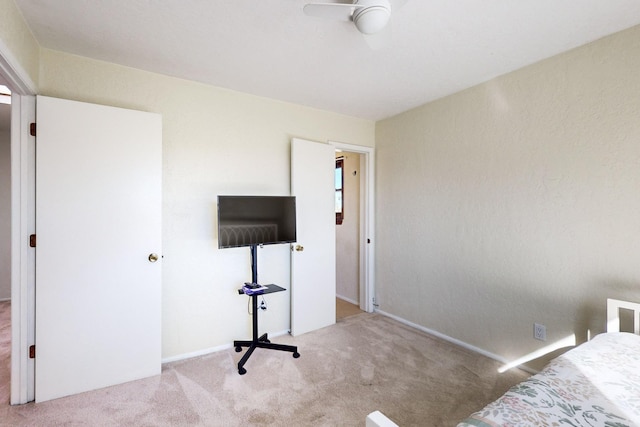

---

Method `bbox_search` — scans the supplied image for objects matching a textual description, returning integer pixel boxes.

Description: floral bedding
[458,332,640,427]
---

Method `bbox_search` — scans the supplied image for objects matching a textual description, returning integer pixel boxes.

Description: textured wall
[38,49,375,360]
[336,152,360,304]
[0,0,39,89]
[376,24,640,370]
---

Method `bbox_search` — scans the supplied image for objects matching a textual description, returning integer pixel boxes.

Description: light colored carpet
[0,309,528,426]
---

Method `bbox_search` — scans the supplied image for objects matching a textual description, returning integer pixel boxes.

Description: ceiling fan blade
[303,3,363,21]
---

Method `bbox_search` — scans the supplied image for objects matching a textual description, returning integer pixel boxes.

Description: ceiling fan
[303,0,392,35]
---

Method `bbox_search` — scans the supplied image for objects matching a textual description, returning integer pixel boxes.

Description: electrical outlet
[534,323,546,341]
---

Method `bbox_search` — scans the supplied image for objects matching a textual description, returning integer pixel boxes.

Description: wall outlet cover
[534,323,546,341]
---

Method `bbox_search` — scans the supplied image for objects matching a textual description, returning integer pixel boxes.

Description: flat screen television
[217,195,297,249]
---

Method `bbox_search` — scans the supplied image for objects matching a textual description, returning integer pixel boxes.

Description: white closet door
[290,138,336,336]
[35,96,162,402]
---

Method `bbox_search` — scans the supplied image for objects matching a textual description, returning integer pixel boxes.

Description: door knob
[295,245,304,252]
[148,253,159,263]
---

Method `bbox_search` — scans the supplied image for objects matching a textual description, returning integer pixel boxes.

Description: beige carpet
[0,309,528,426]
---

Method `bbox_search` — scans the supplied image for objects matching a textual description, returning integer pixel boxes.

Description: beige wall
[376,24,640,370]
[0,0,39,90]
[336,152,360,303]
[37,49,374,359]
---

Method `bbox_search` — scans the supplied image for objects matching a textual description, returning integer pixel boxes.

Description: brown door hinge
[29,345,35,359]
[30,123,36,137]
[29,234,36,248]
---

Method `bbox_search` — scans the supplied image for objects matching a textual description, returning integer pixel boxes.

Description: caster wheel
[238,367,247,375]
[235,346,242,352]
[293,352,300,358]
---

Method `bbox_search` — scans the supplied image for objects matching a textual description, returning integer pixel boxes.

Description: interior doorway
[331,141,375,318]
[1,42,38,404]
[0,83,12,404]
[0,89,11,302]
[335,150,364,320]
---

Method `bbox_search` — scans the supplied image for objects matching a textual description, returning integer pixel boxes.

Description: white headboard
[607,298,640,334]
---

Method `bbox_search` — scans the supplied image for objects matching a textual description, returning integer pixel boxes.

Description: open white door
[290,138,336,336]
[35,96,162,402]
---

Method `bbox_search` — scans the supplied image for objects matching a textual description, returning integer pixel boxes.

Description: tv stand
[233,245,299,375]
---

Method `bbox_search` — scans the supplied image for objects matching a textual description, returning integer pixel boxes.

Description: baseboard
[162,343,232,364]
[374,309,537,375]
[162,313,537,375]
[336,295,359,306]
[161,329,291,365]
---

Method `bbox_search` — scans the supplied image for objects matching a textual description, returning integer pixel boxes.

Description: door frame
[329,141,375,313]
[10,93,35,405]
[1,38,38,404]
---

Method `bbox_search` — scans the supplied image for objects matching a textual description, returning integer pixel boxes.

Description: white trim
[10,93,36,404]
[336,294,359,306]
[375,309,538,375]
[160,330,290,364]
[161,343,233,364]
[328,141,375,313]
[1,25,38,405]
[0,298,11,302]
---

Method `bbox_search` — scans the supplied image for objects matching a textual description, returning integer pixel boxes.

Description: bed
[458,298,640,427]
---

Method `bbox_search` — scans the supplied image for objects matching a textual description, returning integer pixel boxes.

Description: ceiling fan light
[353,5,390,35]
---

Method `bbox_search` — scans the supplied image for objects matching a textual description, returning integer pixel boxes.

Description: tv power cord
[247,296,268,314]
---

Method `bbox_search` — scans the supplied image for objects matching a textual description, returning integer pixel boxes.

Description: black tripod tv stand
[233,244,299,375]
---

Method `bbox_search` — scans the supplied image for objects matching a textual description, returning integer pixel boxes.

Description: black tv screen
[217,196,297,249]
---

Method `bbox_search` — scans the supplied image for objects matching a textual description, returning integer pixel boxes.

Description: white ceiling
[12,0,640,121]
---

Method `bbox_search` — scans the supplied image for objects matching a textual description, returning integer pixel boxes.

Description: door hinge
[29,345,35,359]
[29,234,36,248]
[30,122,36,137]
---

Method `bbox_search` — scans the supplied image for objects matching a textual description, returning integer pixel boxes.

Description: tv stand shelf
[233,246,299,375]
